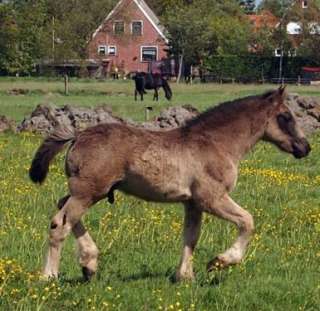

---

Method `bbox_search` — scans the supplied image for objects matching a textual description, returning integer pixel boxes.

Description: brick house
[87,0,169,77]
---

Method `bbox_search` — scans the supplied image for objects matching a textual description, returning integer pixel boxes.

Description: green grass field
[0,78,319,310]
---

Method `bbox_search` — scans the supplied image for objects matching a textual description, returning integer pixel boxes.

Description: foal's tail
[29,125,76,184]
[162,79,172,100]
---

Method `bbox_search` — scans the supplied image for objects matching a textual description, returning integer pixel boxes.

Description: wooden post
[298,75,301,86]
[64,74,69,95]
[177,54,184,84]
[145,106,153,121]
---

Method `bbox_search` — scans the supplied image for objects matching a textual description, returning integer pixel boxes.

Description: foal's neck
[184,99,271,163]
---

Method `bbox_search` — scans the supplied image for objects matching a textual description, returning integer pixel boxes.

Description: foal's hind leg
[176,201,202,281]
[202,194,254,271]
[43,196,91,279]
[57,196,99,281]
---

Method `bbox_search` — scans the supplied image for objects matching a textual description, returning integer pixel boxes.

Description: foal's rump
[29,121,191,203]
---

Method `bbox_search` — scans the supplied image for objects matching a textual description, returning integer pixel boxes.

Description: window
[132,21,142,36]
[274,48,283,57]
[98,45,107,55]
[141,47,157,62]
[288,49,297,57]
[114,21,124,35]
[302,0,308,8]
[108,46,116,56]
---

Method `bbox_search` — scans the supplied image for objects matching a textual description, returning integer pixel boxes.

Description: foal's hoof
[207,257,229,272]
[82,267,95,282]
[174,271,195,283]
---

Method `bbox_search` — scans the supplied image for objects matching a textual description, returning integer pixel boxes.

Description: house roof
[92,0,168,42]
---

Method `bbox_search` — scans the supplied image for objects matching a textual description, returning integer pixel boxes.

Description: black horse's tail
[162,79,172,100]
[29,125,76,184]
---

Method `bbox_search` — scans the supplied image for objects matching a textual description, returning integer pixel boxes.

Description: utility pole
[278,0,297,84]
[52,16,55,62]
[278,1,285,84]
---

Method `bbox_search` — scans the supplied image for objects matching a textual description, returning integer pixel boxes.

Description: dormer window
[114,21,124,35]
[132,21,142,36]
[108,46,116,56]
[302,0,308,8]
[98,45,107,55]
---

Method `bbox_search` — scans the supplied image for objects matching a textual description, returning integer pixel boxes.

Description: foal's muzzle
[292,138,311,159]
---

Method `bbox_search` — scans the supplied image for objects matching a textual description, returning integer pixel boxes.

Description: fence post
[64,74,69,95]
[145,106,153,121]
[298,75,301,86]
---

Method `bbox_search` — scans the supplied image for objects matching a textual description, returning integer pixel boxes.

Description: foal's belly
[119,172,192,203]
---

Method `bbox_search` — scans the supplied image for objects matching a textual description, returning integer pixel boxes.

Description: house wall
[87,0,168,75]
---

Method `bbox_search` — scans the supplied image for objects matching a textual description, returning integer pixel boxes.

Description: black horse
[133,72,172,101]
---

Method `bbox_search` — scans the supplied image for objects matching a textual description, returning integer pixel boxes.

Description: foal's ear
[278,85,287,100]
[263,86,287,105]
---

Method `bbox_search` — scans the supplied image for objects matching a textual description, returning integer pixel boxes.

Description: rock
[286,94,320,134]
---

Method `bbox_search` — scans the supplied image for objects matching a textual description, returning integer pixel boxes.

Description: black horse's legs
[153,88,159,101]
[134,89,137,101]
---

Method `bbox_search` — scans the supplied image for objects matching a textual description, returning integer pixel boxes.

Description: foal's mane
[182,90,274,131]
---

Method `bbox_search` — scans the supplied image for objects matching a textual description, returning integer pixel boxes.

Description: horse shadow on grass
[114,264,228,287]
[57,259,228,287]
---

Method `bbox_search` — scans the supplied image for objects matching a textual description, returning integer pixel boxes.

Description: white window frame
[108,45,117,56]
[274,48,283,57]
[98,45,107,55]
[131,20,143,36]
[302,0,308,9]
[141,46,158,62]
[113,20,125,35]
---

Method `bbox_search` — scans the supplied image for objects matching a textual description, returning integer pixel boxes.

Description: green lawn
[0,78,319,310]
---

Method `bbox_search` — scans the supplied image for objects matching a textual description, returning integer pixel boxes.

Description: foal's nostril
[306,142,311,154]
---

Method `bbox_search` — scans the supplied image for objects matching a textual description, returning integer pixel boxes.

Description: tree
[161,0,248,74]
[257,0,293,17]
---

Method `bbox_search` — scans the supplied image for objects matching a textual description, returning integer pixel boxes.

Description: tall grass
[0,79,319,310]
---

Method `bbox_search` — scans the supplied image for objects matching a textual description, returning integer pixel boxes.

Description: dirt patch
[0,115,16,133]
[7,88,29,96]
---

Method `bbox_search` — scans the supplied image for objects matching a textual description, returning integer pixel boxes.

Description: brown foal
[29,86,311,281]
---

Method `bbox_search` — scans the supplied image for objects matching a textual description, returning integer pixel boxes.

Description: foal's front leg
[205,194,254,271]
[176,202,202,281]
